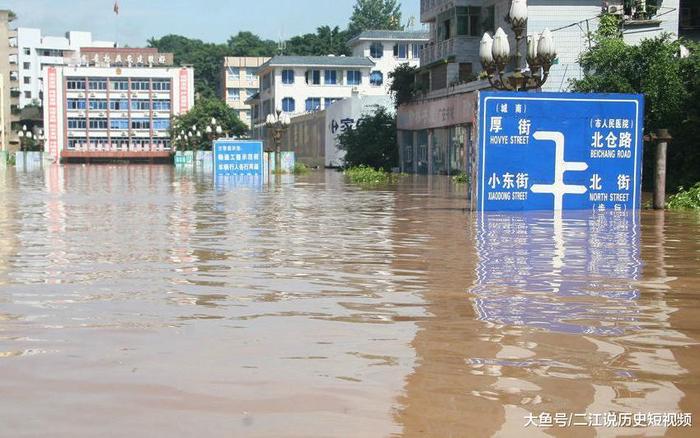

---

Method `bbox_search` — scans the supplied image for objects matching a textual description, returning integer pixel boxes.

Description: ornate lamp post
[480,0,557,91]
[265,109,290,174]
[17,124,33,152]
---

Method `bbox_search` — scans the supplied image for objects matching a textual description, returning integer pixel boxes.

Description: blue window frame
[370,42,384,58]
[67,99,86,110]
[324,70,337,85]
[88,100,108,110]
[347,70,361,86]
[282,97,295,112]
[153,119,171,130]
[109,99,129,111]
[412,44,421,59]
[305,98,321,112]
[306,70,321,85]
[394,44,408,59]
[67,118,86,129]
[110,119,129,130]
[282,69,295,84]
[370,71,384,86]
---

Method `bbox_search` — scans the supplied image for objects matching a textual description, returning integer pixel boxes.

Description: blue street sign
[477,92,645,212]
[213,140,264,177]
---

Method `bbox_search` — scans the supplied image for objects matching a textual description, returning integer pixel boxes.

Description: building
[42,53,193,163]
[221,57,269,128]
[347,30,430,95]
[396,0,681,178]
[0,10,19,153]
[16,28,114,108]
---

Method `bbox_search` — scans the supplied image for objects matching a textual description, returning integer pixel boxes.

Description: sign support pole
[653,128,672,210]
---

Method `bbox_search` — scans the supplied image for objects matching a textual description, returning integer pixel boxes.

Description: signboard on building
[477,92,644,212]
[46,67,59,162]
[79,48,174,67]
[213,140,264,177]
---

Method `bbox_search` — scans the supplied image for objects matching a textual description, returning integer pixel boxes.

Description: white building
[250,55,377,126]
[347,30,429,95]
[16,28,114,108]
[42,65,194,163]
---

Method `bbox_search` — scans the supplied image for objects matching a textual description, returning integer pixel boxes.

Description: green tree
[7,10,16,21]
[389,63,418,107]
[171,97,247,151]
[571,15,700,190]
[148,34,231,98]
[338,107,398,170]
[286,26,351,56]
[227,31,278,57]
[347,0,403,39]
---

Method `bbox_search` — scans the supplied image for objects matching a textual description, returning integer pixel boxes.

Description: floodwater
[0,165,699,438]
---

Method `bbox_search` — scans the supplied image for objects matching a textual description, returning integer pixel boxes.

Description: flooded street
[0,165,699,437]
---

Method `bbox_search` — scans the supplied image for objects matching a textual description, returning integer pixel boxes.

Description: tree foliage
[227,31,277,57]
[348,0,403,39]
[571,16,700,190]
[148,35,231,98]
[338,107,398,170]
[171,98,247,151]
[389,63,419,108]
[286,26,351,56]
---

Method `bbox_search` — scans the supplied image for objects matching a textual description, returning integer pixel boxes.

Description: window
[24,91,31,99]
[23,77,30,84]
[89,100,108,110]
[482,6,495,34]
[412,44,422,59]
[152,80,170,91]
[227,88,240,100]
[131,118,150,130]
[305,70,321,85]
[305,97,321,111]
[131,79,150,91]
[109,99,129,111]
[89,118,108,130]
[130,99,150,111]
[347,70,362,86]
[456,6,482,37]
[324,70,337,85]
[23,62,30,70]
[88,79,107,90]
[370,71,384,86]
[111,80,128,91]
[153,119,171,130]
[370,42,384,58]
[67,98,87,110]
[152,100,171,111]
[393,44,408,59]
[67,118,87,129]
[227,67,240,79]
[282,97,295,112]
[23,48,30,55]
[67,79,85,90]
[110,119,129,130]
[282,69,295,84]
[39,49,62,57]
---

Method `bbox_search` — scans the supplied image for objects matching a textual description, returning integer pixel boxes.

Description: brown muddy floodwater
[0,165,699,438]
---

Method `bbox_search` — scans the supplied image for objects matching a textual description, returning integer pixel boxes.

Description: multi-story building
[16,28,114,108]
[680,0,700,41]
[347,30,430,94]
[249,55,377,127]
[221,57,269,128]
[43,53,193,163]
[0,10,19,153]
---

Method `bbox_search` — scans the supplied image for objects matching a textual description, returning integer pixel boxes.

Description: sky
[4,0,423,46]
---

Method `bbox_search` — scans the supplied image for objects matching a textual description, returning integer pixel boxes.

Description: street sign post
[476,92,644,212]
[213,140,264,177]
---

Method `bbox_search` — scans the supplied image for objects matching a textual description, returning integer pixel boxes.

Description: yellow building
[220,57,269,129]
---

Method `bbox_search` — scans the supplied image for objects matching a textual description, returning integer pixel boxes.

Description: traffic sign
[477,92,644,212]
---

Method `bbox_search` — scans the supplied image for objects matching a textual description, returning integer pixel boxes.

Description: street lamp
[265,109,291,174]
[480,0,557,91]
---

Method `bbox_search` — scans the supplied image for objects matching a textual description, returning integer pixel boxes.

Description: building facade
[347,30,430,95]
[42,64,194,163]
[250,55,377,127]
[221,57,269,128]
[16,28,114,108]
[1,10,19,152]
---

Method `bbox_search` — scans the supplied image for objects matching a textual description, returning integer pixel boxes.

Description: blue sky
[6,0,423,46]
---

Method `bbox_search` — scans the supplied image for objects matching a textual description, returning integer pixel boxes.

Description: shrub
[337,107,398,171]
[344,165,401,184]
[667,183,700,210]
[292,162,310,175]
[452,172,469,184]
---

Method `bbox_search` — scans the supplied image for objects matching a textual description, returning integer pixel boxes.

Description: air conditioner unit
[607,4,624,15]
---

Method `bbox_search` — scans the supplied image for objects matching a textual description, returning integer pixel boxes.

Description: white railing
[420,38,455,65]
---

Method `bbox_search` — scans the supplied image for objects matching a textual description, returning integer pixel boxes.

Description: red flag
[113,1,119,15]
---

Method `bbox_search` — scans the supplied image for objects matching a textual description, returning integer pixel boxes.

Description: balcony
[420,35,479,66]
[421,38,455,66]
